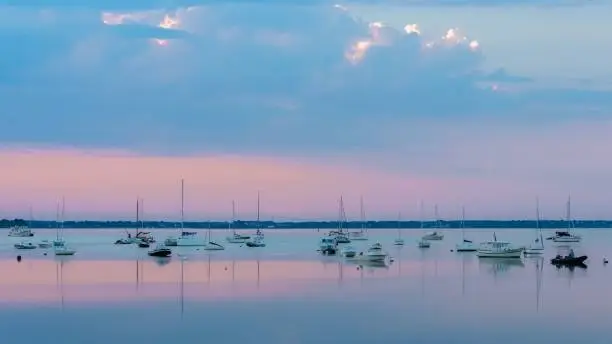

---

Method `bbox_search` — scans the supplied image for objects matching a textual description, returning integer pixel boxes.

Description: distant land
[1,219,610,229]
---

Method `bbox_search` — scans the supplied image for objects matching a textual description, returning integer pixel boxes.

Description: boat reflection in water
[478,258,525,277]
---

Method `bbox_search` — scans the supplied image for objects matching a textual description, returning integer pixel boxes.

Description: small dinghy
[148,245,172,257]
[551,254,588,266]
[138,240,150,248]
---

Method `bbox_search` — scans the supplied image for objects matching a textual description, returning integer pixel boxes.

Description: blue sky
[1,0,612,219]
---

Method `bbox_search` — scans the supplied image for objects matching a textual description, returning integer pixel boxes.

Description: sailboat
[246,192,266,247]
[328,196,351,244]
[552,195,581,243]
[226,200,250,243]
[456,206,477,252]
[54,197,76,256]
[175,179,207,246]
[393,212,405,245]
[349,196,368,241]
[422,204,444,240]
[203,224,225,250]
[525,197,545,255]
[417,201,431,248]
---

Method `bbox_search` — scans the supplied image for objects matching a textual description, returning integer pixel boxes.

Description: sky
[1,0,612,221]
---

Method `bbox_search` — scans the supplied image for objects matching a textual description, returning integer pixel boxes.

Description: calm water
[0,228,610,344]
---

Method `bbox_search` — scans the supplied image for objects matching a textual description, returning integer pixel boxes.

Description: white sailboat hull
[477,249,523,258]
[553,236,580,243]
[176,236,206,246]
[456,242,477,252]
[524,247,544,255]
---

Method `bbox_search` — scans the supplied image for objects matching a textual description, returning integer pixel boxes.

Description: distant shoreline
[1,219,610,229]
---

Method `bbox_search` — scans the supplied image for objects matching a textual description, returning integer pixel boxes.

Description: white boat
[15,242,36,249]
[422,231,444,240]
[393,212,404,245]
[417,201,431,248]
[8,226,34,237]
[177,232,206,246]
[328,196,351,244]
[348,196,369,241]
[54,246,76,256]
[226,200,250,243]
[246,235,266,247]
[418,239,431,248]
[341,245,357,258]
[359,242,388,262]
[525,198,545,255]
[422,204,444,240]
[174,180,206,247]
[552,196,581,243]
[164,237,178,246]
[55,198,77,255]
[319,237,338,255]
[202,227,225,250]
[456,206,477,252]
[477,233,524,258]
[38,240,52,248]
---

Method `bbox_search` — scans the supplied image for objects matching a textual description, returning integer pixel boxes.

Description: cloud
[0,2,500,154]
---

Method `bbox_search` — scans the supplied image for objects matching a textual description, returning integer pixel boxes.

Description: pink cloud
[0,147,508,220]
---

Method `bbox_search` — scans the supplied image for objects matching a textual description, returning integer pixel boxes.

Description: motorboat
[245,236,266,247]
[319,237,338,255]
[422,231,444,240]
[54,246,76,256]
[14,242,36,250]
[456,239,477,252]
[38,240,52,248]
[53,239,65,248]
[393,238,405,246]
[551,253,587,266]
[136,231,155,243]
[418,239,431,248]
[341,246,357,258]
[477,238,524,258]
[138,240,150,248]
[8,226,34,237]
[148,246,172,257]
[357,242,388,262]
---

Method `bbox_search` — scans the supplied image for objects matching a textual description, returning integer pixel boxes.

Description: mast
[256,192,261,233]
[461,206,466,240]
[434,204,440,229]
[419,200,424,230]
[60,197,65,239]
[136,197,140,236]
[140,198,144,229]
[360,195,365,233]
[397,212,401,238]
[28,206,33,229]
[566,195,571,231]
[338,196,344,233]
[56,202,60,240]
[180,179,184,232]
[231,200,236,234]
[536,196,543,246]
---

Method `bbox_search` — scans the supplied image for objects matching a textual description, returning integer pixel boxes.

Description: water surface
[0,228,609,344]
